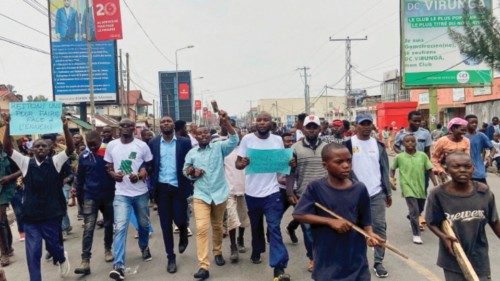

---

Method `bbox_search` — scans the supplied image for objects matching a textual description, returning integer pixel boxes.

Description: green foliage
[448,0,500,71]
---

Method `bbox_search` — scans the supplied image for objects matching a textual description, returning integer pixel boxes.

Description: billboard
[49,0,118,104]
[158,71,193,122]
[92,0,123,41]
[400,0,492,88]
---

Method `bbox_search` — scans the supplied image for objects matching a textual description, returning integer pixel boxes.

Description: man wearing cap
[321,119,347,144]
[344,113,392,278]
[287,115,327,272]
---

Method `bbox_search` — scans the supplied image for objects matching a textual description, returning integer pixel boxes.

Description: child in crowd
[390,134,437,245]
[425,152,500,281]
[491,133,500,175]
[293,143,382,281]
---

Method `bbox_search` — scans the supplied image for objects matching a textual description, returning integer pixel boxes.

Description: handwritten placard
[9,102,63,135]
[246,148,293,175]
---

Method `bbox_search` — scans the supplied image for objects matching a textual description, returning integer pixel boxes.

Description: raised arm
[62,117,75,156]
[1,113,13,157]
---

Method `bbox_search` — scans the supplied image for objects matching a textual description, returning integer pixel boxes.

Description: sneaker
[74,260,90,275]
[59,251,70,277]
[0,255,10,267]
[273,268,291,281]
[142,247,152,261]
[109,267,125,280]
[45,252,52,262]
[19,232,25,242]
[286,225,298,244]
[412,235,423,244]
[230,245,239,263]
[173,225,180,234]
[104,249,114,262]
[250,253,261,264]
[237,237,247,253]
[187,227,193,237]
[373,263,388,278]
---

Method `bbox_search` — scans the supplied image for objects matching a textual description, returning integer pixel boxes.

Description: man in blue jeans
[236,112,291,281]
[344,113,392,278]
[104,119,154,281]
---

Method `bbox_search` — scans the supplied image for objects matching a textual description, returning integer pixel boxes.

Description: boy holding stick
[390,134,437,244]
[425,152,500,281]
[293,143,382,281]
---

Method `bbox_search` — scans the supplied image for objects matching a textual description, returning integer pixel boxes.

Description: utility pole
[119,49,124,117]
[152,99,156,133]
[296,66,311,114]
[126,52,130,119]
[84,0,95,128]
[247,100,254,123]
[329,36,367,119]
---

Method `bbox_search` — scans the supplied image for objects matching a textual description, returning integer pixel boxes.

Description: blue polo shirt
[159,136,178,186]
[395,127,432,152]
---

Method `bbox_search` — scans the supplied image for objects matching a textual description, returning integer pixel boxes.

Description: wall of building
[257,96,346,123]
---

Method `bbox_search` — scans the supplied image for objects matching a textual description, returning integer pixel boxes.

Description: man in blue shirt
[465,115,497,184]
[148,116,192,274]
[183,109,238,280]
[394,111,432,157]
[55,0,78,41]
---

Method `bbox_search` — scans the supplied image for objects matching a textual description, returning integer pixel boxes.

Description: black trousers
[81,198,114,260]
[156,183,188,261]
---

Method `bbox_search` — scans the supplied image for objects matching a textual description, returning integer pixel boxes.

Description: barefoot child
[293,143,382,281]
[390,134,437,244]
[425,152,500,281]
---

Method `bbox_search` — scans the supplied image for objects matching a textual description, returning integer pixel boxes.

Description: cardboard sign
[9,102,63,135]
[245,148,293,175]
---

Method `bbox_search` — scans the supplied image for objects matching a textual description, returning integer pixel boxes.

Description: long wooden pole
[314,202,408,259]
[441,220,479,281]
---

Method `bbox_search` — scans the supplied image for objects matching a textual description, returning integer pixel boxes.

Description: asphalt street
[3,173,500,281]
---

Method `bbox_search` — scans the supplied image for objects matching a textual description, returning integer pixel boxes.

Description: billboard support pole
[429,88,438,131]
[85,0,95,129]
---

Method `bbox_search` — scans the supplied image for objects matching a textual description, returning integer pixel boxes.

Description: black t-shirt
[293,178,372,281]
[425,183,499,275]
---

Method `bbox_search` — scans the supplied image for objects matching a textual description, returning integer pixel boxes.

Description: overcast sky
[0,0,497,116]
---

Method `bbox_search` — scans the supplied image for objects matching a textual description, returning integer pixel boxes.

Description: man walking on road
[287,115,327,272]
[105,118,154,281]
[3,114,74,281]
[148,115,193,274]
[74,131,115,275]
[184,109,238,280]
[465,114,496,184]
[344,113,392,278]
[236,112,291,281]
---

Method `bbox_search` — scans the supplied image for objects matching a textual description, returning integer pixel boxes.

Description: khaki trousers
[193,199,227,269]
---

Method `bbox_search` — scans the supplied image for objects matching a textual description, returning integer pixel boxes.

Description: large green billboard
[400,0,493,88]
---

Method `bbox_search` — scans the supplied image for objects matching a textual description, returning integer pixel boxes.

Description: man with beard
[236,112,291,281]
[184,110,238,280]
[287,115,327,272]
[148,116,193,274]
[105,119,154,280]
[344,113,392,278]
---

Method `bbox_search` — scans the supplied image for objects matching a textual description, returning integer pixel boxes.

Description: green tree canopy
[448,0,500,71]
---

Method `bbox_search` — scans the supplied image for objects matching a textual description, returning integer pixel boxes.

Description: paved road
[3,173,500,280]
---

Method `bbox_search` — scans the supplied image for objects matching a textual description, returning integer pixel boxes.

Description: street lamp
[174,45,194,120]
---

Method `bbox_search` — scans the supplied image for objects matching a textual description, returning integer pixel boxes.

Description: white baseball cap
[303,115,321,127]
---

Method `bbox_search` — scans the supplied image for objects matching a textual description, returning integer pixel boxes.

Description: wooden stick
[441,220,480,281]
[314,202,409,259]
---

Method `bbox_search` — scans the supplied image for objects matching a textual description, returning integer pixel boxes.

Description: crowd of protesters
[0,110,498,281]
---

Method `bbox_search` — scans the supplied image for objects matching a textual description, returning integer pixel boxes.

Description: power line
[0,12,49,37]
[122,0,175,65]
[29,0,48,11]
[22,0,48,17]
[352,67,383,83]
[0,35,49,55]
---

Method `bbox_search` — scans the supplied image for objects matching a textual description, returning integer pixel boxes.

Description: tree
[448,0,500,71]
[26,95,48,102]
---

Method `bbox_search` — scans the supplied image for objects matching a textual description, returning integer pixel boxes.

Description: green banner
[400,0,492,88]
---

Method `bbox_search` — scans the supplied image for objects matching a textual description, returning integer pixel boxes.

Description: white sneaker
[412,236,423,244]
[187,227,193,237]
[59,251,70,278]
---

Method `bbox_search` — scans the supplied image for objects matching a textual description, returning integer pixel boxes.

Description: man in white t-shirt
[343,113,392,279]
[104,119,154,281]
[236,112,291,281]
